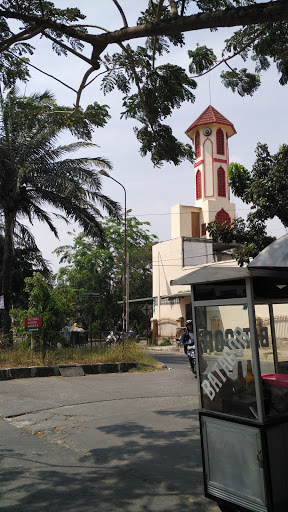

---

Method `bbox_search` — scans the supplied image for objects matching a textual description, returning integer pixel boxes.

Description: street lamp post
[98,170,129,340]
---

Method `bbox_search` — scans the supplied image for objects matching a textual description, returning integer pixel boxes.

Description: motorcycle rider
[179,320,196,373]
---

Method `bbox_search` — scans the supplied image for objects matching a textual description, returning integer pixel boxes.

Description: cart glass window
[253,277,288,300]
[272,303,288,375]
[255,304,288,417]
[194,279,246,301]
[196,305,258,420]
[254,305,275,376]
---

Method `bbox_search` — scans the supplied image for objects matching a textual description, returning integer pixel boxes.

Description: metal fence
[0,329,141,349]
[10,330,111,346]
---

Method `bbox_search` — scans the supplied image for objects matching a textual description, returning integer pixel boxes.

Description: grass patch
[0,341,161,371]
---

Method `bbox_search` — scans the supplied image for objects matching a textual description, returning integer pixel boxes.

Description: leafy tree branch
[207,143,288,265]
[1,2,288,165]
[0,2,286,50]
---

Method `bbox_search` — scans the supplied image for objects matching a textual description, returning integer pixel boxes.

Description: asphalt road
[0,351,220,512]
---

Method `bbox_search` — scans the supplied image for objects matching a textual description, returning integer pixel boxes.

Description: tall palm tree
[0,89,120,337]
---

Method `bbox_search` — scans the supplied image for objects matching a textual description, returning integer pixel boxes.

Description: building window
[215,208,231,226]
[217,167,226,197]
[216,128,224,155]
[195,130,200,158]
[160,297,180,305]
[201,223,206,236]
[196,170,202,199]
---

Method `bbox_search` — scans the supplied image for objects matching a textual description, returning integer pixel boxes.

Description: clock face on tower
[203,127,212,136]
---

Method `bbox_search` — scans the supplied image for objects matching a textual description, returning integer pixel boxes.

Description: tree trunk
[1,211,15,342]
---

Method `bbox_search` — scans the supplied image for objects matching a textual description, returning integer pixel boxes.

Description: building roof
[185,105,236,137]
[161,291,191,299]
[248,234,288,269]
[117,297,153,304]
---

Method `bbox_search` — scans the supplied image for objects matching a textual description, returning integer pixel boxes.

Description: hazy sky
[17,1,288,271]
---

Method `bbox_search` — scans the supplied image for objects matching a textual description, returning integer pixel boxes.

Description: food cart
[171,236,288,512]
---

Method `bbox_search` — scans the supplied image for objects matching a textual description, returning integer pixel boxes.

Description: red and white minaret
[185,105,236,237]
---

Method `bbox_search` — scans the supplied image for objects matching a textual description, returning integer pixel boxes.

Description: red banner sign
[25,317,41,330]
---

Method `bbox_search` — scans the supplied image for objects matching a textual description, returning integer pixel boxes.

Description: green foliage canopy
[0,1,287,165]
[0,232,50,314]
[0,88,120,334]
[55,214,158,331]
[12,272,72,348]
[206,142,288,265]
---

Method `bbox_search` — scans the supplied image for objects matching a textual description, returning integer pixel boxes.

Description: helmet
[186,319,193,327]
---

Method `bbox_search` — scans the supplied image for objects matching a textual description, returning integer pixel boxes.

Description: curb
[148,346,180,352]
[0,362,140,381]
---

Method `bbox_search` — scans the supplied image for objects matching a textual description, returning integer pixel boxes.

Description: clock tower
[185,105,236,237]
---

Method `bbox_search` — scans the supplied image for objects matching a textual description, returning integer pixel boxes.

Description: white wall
[170,204,202,238]
[152,236,214,336]
[183,238,213,267]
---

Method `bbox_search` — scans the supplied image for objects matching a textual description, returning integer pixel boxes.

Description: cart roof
[170,257,288,287]
[170,260,248,286]
[248,234,288,269]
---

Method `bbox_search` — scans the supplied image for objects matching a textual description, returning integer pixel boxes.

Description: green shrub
[159,339,172,346]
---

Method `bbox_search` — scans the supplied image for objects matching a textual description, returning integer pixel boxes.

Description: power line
[128,208,253,217]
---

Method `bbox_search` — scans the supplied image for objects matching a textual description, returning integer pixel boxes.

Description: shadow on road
[0,406,217,512]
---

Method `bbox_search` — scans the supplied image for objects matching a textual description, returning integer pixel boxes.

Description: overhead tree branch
[168,0,178,18]
[190,23,271,78]
[85,69,111,89]
[0,1,287,55]
[180,1,187,17]
[156,0,165,19]
[225,61,236,73]
[78,21,151,127]
[90,1,288,45]
[111,0,128,28]
[42,31,94,67]
[8,50,78,92]
[152,0,165,69]
[0,24,42,52]
[150,1,157,17]
[38,0,45,17]
[78,21,154,128]
[118,42,154,128]
[73,66,95,111]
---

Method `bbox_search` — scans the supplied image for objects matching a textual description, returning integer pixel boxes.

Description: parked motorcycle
[105,330,122,346]
[128,329,140,342]
[106,331,116,345]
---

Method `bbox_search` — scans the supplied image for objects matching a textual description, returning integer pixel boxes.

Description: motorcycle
[106,331,116,345]
[106,330,122,346]
[128,329,140,342]
[186,343,197,375]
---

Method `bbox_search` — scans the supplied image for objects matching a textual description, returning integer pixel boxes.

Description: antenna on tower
[209,76,212,105]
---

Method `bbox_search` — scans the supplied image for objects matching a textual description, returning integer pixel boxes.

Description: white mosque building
[151,105,238,339]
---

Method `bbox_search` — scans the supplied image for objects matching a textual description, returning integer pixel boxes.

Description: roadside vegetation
[0,341,161,371]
